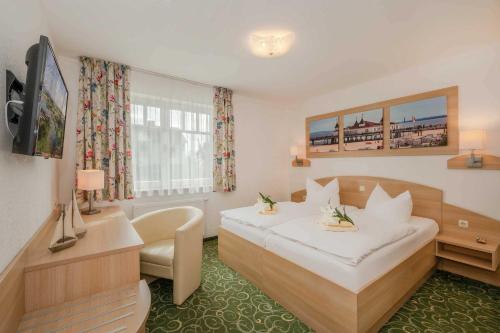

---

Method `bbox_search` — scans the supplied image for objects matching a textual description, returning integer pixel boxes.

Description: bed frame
[218,176,442,333]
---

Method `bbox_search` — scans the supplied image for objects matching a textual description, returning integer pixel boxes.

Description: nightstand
[436,234,499,271]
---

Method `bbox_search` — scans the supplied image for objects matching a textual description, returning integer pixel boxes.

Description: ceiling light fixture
[249,31,295,58]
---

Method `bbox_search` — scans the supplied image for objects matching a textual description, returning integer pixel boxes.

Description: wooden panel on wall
[306,86,458,158]
[442,203,500,242]
[291,176,443,226]
[0,208,59,333]
[0,251,27,333]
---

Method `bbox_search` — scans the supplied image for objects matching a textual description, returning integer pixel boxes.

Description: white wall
[0,0,60,273]
[290,43,500,220]
[58,56,291,236]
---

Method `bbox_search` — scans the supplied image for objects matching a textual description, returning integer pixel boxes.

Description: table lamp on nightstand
[77,169,104,215]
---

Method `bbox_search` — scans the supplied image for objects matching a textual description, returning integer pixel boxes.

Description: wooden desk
[24,206,144,312]
[79,205,125,224]
[18,280,150,333]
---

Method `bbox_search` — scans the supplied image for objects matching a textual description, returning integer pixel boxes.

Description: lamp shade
[289,146,299,157]
[460,130,485,150]
[77,169,104,191]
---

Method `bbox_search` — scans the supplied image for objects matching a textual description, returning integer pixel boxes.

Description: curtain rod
[129,66,215,89]
[68,55,215,88]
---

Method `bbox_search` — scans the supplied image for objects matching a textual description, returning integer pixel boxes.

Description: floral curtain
[76,56,134,201]
[213,87,236,192]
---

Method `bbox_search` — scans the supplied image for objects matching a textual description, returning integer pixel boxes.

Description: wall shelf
[447,154,500,170]
[292,159,311,167]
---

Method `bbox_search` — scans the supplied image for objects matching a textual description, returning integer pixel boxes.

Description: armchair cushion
[140,239,175,267]
[131,208,200,245]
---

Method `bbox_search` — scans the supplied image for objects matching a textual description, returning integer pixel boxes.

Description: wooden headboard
[291,176,443,227]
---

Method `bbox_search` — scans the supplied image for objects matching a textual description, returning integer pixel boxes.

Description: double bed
[218,176,443,333]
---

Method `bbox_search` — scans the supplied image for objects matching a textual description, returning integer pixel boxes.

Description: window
[130,92,213,196]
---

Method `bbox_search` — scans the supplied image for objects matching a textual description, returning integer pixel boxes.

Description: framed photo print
[305,86,458,158]
[307,115,339,155]
[343,108,384,151]
[390,96,448,149]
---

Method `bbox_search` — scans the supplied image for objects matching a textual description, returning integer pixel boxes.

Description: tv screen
[12,35,68,159]
[34,38,68,158]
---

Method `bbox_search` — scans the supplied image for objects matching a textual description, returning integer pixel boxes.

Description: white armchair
[131,206,204,305]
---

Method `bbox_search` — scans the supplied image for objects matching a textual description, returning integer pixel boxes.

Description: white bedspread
[265,216,438,292]
[269,211,416,266]
[220,202,318,230]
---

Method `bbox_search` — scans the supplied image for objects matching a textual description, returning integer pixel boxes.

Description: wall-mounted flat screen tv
[12,35,68,159]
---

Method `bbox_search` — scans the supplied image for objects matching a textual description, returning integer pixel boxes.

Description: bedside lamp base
[81,190,101,215]
[82,209,101,215]
[467,150,483,168]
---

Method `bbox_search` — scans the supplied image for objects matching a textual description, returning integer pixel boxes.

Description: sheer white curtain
[130,71,213,197]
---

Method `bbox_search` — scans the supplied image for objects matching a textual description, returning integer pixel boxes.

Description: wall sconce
[290,146,300,162]
[460,130,485,168]
[290,146,310,167]
[448,130,499,170]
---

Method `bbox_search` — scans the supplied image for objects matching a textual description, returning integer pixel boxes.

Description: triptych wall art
[306,86,458,158]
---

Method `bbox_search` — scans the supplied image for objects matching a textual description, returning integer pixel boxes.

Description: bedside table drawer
[437,242,496,271]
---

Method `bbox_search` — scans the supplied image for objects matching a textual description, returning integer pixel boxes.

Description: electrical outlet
[359,185,366,192]
[458,219,469,229]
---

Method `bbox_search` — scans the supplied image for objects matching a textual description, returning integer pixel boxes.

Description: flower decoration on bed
[319,200,358,231]
[256,192,279,215]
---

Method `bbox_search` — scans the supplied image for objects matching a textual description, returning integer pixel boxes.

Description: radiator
[132,197,208,219]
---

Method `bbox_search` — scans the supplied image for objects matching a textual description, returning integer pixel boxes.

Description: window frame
[130,98,213,195]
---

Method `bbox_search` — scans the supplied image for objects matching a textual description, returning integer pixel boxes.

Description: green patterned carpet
[146,239,500,332]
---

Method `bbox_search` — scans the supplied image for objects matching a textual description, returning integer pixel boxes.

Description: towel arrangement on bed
[267,183,417,266]
[220,200,359,230]
[269,210,416,266]
[220,202,318,229]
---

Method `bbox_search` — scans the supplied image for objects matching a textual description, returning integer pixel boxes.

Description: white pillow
[305,178,340,209]
[365,184,391,210]
[365,184,413,225]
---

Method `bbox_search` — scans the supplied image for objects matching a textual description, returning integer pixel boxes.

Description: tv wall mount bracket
[5,70,25,138]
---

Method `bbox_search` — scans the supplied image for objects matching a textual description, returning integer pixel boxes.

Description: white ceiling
[40,0,500,102]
